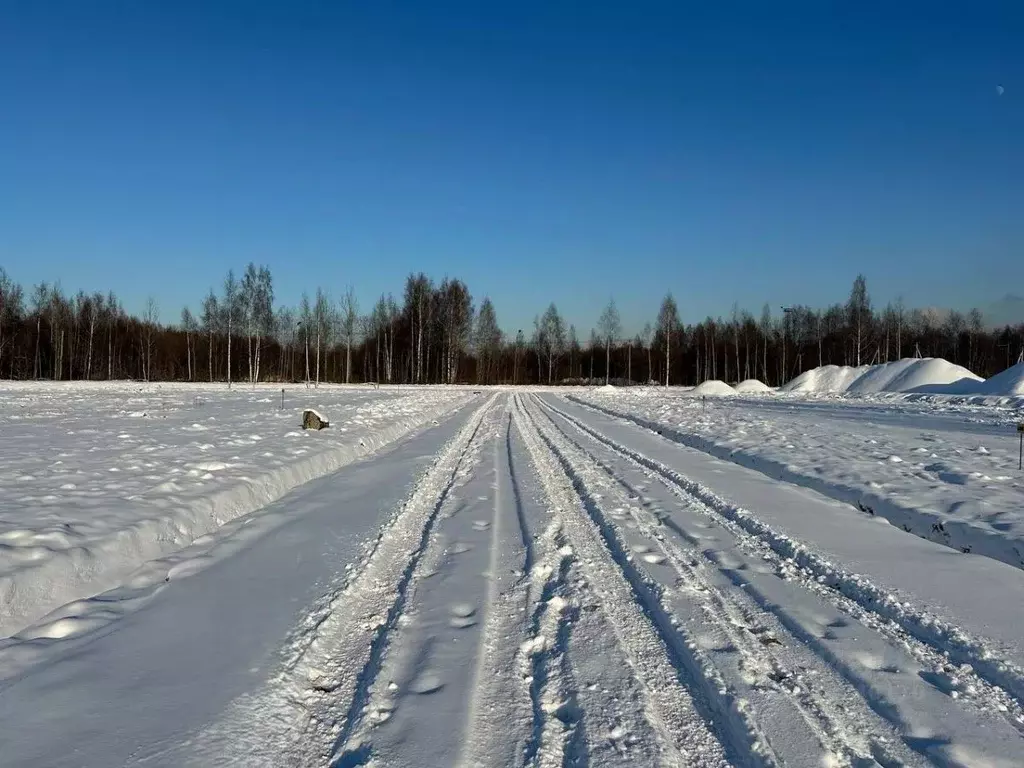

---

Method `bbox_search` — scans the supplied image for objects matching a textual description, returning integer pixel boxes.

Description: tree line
[0,266,1021,386]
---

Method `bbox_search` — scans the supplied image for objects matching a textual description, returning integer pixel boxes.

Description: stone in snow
[302,409,330,430]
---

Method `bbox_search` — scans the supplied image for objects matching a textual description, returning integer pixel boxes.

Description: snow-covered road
[1,388,1023,767]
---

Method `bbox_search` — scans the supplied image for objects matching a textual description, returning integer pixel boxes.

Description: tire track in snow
[532,396,922,768]
[468,406,665,768]
[517,520,578,768]
[457,408,538,768]
[460,406,583,768]
[463,405,598,768]
[566,394,1024,572]
[542,397,1024,749]
[327,401,508,765]
[283,394,501,766]
[513,395,734,768]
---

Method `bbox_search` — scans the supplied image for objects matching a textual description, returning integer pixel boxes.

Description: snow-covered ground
[574,385,1024,572]
[0,382,473,639]
[1,383,1023,767]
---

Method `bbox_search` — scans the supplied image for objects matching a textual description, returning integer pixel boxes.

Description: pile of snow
[846,358,981,395]
[734,379,772,394]
[783,358,981,396]
[978,362,1024,396]
[782,364,869,394]
[693,379,736,396]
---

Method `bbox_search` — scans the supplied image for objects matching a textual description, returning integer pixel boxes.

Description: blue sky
[1,1,1022,333]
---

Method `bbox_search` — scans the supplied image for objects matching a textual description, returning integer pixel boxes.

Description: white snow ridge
[2,383,1024,767]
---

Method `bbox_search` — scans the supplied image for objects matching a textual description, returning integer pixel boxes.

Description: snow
[783,364,868,393]
[302,406,328,423]
[692,379,736,396]
[0,400,479,767]
[539,396,1024,758]
[3,384,1024,767]
[783,357,982,395]
[0,382,473,639]
[575,388,1024,571]
[733,378,772,393]
[979,361,1024,396]
[845,358,982,395]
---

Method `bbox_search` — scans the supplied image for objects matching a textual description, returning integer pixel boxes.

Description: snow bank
[692,379,736,396]
[733,379,771,394]
[978,362,1024,396]
[0,383,474,638]
[784,358,981,396]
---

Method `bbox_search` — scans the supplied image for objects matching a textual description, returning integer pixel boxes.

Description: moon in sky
[996,85,1005,96]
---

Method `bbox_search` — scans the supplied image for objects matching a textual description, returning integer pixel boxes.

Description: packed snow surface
[2,383,1024,767]
[577,385,1024,569]
[692,379,736,396]
[733,378,772,393]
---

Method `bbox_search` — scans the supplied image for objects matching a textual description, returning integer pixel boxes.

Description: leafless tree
[656,294,679,386]
[340,287,358,383]
[181,306,196,381]
[598,298,621,385]
[142,297,159,382]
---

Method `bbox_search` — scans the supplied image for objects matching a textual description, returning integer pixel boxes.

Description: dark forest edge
[0,266,1021,386]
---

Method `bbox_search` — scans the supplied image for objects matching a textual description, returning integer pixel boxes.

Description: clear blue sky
[2,1,1022,333]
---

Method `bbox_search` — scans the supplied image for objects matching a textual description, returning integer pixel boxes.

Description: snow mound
[784,358,982,395]
[978,362,1024,396]
[599,384,616,391]
[734,379,771,393]
[693,380,736,396]
[783,365,868,393]
[847,359,981,395]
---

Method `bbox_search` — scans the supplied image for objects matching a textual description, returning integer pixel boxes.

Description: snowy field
[576,384,1024,571]
[0,382,473,640]
[1,381,1024,767]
